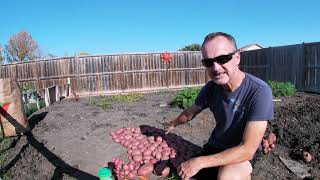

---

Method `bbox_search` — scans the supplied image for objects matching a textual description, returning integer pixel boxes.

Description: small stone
[159,103,167,107]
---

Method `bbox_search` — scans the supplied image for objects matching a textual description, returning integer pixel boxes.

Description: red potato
[143,155,152,160]
[154,162,170,177]
[303,151,313,162]
[116,129,124,134]
[161,142,168,148]
[161,155,169,161]
[156,136,163,142]
[127,172,136,179]
[137,163,154,176]
[163,150,171,156]
[148,146,156,152]
[150,158,158,165]
[143,150,152,156]
[156,153,162,160]
[151,150,157,157]
[132,149,141,155]
[125,134,132,140]
[133,155,143,162]
[267,133,277,144]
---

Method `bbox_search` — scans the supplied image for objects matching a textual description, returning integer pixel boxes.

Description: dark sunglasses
[202,51,237,67]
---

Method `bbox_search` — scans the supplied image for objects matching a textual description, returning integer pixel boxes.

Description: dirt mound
[1,92,319,180]
[272,94,320,164]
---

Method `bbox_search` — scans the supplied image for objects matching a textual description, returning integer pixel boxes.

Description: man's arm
[198,120,267,168]
[165,104,202,132]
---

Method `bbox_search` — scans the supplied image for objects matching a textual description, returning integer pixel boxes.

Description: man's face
[201,36,240,85]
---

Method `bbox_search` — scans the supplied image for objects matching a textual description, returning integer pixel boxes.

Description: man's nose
[211,62,221,71]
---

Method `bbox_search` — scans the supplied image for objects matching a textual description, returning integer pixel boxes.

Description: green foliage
[91,93,144,110]
[179,43,201,51]
[172,87,202,109]
[0,137,14,179]
[111,93,144,103]
[91,97,112,110]
[21,84,34,93]
[24,100,46,116]
[164,172,181,180]
[268,80,297,97]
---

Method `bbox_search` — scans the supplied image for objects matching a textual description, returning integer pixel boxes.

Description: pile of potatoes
[109,125,201,179]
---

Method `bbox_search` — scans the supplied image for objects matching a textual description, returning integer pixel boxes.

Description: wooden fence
[0,42,319,95]
[240,42,320,93]
[0,52,208,95]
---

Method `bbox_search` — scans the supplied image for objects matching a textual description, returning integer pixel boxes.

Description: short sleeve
[194,83,211,111]
[247,86,274,121]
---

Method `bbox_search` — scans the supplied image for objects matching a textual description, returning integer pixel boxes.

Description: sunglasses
[202,51,237,67]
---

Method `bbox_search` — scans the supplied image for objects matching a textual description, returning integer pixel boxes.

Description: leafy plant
[90,93,144,110]
[90,97,112,110]
[21,84,34,93]
[111,93,144,103]
[268,80,297,97]
[172,87,202,109]
[0,137,14,179]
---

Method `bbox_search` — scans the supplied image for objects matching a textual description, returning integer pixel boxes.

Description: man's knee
[217,161,252,180]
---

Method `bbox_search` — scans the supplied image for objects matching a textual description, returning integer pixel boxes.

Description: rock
[159,103,167,107]
[279,156,311,179]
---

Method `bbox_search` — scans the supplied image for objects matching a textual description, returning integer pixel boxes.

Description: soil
[0,91,319,180]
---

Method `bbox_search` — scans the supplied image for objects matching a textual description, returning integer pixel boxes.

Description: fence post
[76,55,80,94]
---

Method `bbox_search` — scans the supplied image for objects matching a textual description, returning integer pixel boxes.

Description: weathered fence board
[1,42,320,95]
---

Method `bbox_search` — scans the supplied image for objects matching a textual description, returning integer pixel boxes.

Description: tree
[179,43,201,51]
[0,45,4,64]
[4,31,41,62]
[78,52,90,56]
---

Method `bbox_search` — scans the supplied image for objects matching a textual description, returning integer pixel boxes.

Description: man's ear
[234,52,241,65]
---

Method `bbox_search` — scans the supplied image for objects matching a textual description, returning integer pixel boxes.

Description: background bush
[268,80,297,97]
[172,87,202,109]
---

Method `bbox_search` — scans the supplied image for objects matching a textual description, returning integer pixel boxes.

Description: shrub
[172,87,202,109]
[268,80,297,97]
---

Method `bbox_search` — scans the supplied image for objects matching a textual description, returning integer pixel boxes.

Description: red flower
[160,52,172,63]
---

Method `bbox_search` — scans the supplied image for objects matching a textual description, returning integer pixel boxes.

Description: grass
[110,93,144,103]
[90,93,144,110]
[0,137,14,179]
[164,172,180,180]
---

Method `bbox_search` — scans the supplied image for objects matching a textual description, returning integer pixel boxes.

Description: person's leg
[217,161,252,180]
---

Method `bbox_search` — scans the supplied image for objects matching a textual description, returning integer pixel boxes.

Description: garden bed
[0,91,319,179]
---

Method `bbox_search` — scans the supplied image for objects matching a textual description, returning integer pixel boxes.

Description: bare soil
[1,91,319,180]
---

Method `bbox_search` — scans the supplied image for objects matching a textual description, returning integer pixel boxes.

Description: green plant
[21,84,34,93]
[0,137,14,179]
[111,93,144,103]
[91,97,112,110]
[268,80,297,97]
[164,172,181,180]
[172,87,202,109]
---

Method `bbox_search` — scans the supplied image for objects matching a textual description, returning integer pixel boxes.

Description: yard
[0,90,319,180]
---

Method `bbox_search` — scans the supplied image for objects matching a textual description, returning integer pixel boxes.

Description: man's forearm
[198,144,255,169]
[173,109,195,126]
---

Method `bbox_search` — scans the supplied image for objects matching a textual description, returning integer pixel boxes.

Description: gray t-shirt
[195,73,274,150]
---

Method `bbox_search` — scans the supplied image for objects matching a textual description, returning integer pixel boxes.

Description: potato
[156,136,163,142]
[137,163,154,176]
[303,151,312,162]
[267,133,276,144]
[133,155,143,162]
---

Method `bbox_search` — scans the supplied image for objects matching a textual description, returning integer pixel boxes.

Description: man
[165,32,274,180]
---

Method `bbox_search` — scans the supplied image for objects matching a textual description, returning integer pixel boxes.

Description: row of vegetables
[109,125,201,179]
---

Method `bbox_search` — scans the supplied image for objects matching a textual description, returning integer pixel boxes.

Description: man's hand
[177,157,203,180]
[163,120,176,134]
[262,132,277,154]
